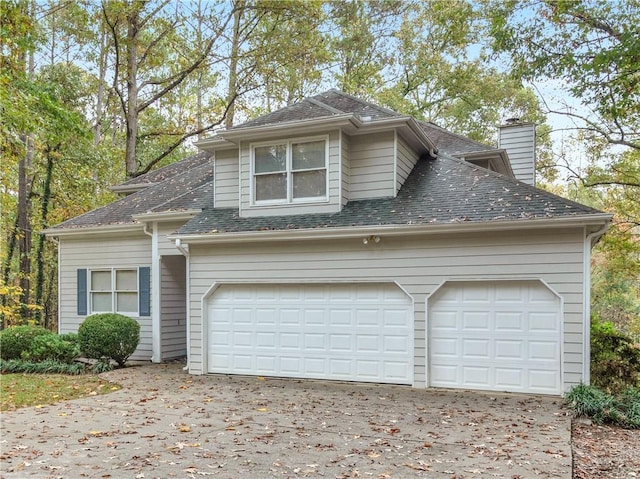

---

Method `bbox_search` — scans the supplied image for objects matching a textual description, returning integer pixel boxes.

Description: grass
[0,373,121,411]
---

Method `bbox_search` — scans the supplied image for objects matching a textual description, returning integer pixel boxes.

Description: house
[45,89,611,395]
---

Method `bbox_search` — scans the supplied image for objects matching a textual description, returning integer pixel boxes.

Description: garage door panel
[495,340,525,359]
[429,281,561,394]
[463,339,490,358]
[208,283,413,384]
[495,312,524,330]
[463,312,490,330]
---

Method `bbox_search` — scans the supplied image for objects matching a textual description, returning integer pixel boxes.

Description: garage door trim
[201,280,415,383]
[425,278,564,394]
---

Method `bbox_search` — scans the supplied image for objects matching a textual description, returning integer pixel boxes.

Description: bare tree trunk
[17,133,33,317]
[225,0,243,129]
[94,28,108,146]
[125,7,139,177]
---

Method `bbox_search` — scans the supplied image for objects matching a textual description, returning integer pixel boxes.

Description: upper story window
[252,137,327,204]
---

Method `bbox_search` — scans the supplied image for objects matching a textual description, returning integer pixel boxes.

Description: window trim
[89,267,140,316]
[250,135,329,206]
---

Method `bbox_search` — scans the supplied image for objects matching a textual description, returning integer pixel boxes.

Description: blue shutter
[77,269,87,316]
[139,266,151,316]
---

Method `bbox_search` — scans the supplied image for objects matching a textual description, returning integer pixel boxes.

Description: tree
[327,0,404,97]
[488,0,640,331]
[101,0,234,177]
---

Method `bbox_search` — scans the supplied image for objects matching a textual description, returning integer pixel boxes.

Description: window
[90,268,139,315]
[252,137,327,204]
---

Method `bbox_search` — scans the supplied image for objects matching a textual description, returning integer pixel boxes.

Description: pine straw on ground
[572,420,640,478]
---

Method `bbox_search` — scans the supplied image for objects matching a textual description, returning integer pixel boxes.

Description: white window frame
[250,135,329,205]
[89,268,139,316]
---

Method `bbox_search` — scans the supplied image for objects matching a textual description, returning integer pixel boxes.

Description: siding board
[349,132,395,199]
[214,149,239,208]
[160,255,187,359]
[58,233,153,360]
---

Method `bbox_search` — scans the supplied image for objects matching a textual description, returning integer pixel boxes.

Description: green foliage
[78,314,140,367]
[566,384,640,429]
[0,359,86,375]
[591,316,640,394]
[20,333,80,364]
[0,325,53,360]
[91,359,114,374]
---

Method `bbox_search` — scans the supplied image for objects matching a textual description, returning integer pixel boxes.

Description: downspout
[175,238,191,371]
[143,222,161,363]
[582,222,610,385]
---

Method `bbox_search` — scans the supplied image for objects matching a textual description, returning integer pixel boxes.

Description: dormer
[196,90,437,218]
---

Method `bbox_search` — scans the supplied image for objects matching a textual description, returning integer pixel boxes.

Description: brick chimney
[498,119,536,186]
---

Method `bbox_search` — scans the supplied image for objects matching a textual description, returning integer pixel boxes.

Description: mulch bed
[572,419,640,478]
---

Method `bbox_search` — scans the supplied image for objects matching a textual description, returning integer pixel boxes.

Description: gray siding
[58,233,153,361]
[341,131,350,206]
[396,134,419,194]
[349,131,395,200]
[160,255,187,359]
[186,228,586,391]
[157,221,185,256]
[214,149,239,208]
[498,123,536,185]
[239,131,341,217]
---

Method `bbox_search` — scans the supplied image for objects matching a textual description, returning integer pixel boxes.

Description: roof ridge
[322,89,402,118]
[306,96,345,114]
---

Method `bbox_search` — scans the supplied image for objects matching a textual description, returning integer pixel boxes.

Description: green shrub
[0,359,86,375]
[92,359,114,374]
[0,325,53,360]
[566,384,640,429]
[591,316,640,394]
[59,332,79,345]
[620,387,640,428]
[21,334,80,364]
[78,314,140,367]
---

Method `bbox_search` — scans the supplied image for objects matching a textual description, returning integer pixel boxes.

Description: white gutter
[175,239,191,372]
[196,114,358,149]
[132,209,202,222]
[111,183,157,194]
[582,222,611,385]
[43,224,143,237]
[169,214,613,245]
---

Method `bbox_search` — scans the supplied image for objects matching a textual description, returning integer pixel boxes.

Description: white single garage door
[207,283,413,384]
[428,281,561,394]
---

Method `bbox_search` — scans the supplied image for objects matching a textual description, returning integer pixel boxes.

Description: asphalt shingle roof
[418,122,493,156]
[52,158,213,229]
[176,156,602,236]
[49,90,605,235]
[232,90,400,130]
[114,151,211,188]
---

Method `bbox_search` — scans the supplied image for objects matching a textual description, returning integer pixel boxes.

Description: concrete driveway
[1,363,571,478]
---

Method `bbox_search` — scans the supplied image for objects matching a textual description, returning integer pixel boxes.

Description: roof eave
[43,223,143,237]
[170,214,612,245]
[197,114,360,151]
[132,209,202,222]
[110,183,157,194]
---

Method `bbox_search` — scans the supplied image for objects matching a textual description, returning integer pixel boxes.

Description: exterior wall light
[362,235,381,245]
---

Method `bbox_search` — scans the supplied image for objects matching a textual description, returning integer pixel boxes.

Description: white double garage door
[206,281,562,394]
